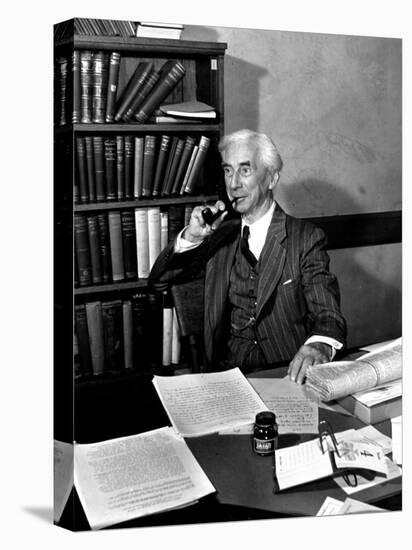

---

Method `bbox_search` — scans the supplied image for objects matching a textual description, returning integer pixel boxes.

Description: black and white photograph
[3,0,410,548]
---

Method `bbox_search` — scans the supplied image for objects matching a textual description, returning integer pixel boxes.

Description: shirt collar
[241,201,275,236]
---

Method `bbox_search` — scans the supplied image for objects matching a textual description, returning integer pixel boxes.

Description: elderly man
[149,129,346,383]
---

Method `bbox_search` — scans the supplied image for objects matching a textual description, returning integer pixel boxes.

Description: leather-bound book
[114,62,153,122]
[87,215,102,284]
[75,136,89,203]
[92,51,108,123]
[84,137,96,202]
[141,135,158,198]
[74,214,92,286]
[97,213,112,283]
[121,210,138,279]
[108,211,125,281]
[124,135,135,200]
[72,50,81,123]
[152,135,172,197]
[85,301,105,375]
[105,51,121,122]
[103,138,117,201]
[80,50,93,123]
[116,135,125,200]
[92,136,106,201]
[102,299,124,372]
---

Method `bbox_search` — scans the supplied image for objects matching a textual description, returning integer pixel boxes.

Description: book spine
[167,205,185,242]
[179,145,198,195]
[84,137,96,202]
[147,207,161,270]
[74,304,93,376]
[80,50,93,123]
[103,138,117,201]
[74,215,92,286]
[184,205,193,226]
[74,330,81,379]
[108,211,125,281]
[75,136,89,203]
[141,135,157,198]
[160,210,169,250]
[122,300,134,369]
[105,52,121,122]
[87,215,102,284]
[132,292,148,368]
[114,62,153,122]
[92,136,106,201]
[92,51,108,123]
[72,50,81,123]
[171,308,181,365]
[124,135,135,200]
[57,57,68,126]
[171,136,196,195]
[102,299,124,372]
[134,208,150,278]
[162,292,173,367]
[123,70,161,122]
[85,301,106,375]
[121,210,138,279]
[160,136,178,196]
[152,135,171,197]
[183,136,211,194]
[162,138,185,196]
[133,137,144,198]
[147,292,163,368]
[134,62,186,123]
[97,213,112,283]
[116,136,125,200]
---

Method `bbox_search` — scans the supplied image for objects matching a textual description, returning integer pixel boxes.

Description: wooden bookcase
[54,24,227,400]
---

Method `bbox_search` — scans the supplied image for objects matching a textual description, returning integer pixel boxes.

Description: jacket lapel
[256,205,287,319]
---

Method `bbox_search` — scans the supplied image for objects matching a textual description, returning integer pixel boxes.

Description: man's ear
[268,171,280,190]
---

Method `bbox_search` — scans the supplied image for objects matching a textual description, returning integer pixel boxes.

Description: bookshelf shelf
[55,123,221,134]
[55,34,227,56]
[74,194,218,212]
[75,279,147,296]
[54,18,226,387]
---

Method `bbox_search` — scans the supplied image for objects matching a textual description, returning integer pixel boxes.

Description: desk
[61,365,402,530]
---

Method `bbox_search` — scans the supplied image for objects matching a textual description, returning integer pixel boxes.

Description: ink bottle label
[253,411,278,456]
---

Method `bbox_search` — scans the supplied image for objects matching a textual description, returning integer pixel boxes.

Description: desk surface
[63,364,402,530]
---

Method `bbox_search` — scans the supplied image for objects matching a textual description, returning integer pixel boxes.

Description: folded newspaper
[305,339,402,401]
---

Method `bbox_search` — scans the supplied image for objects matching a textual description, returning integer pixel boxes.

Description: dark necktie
[240,225,258,267]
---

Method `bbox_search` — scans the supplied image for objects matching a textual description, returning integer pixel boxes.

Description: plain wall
[183,24,402,347]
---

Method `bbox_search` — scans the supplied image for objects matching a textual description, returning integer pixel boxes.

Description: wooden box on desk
[336,393,402,424]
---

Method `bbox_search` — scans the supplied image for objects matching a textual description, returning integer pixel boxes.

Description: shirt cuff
[174,226,203,253]
[304,335,343,360]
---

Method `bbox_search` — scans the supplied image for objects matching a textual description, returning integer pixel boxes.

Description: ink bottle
[253,411,278,456]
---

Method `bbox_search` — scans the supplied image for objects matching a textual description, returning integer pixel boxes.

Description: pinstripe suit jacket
[149,205,347,369]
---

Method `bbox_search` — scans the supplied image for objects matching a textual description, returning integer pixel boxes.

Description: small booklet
[316,496,384,516]
[305,338,402,401]
[152,368,269,437]
[274,429,388,492]
[74,427,215,529]
[160,100,216,118]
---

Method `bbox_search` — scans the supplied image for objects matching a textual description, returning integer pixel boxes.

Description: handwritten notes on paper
[153,368,268,437]
[248,378,319,434]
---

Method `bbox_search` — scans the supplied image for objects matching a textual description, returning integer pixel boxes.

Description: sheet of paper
[54,440,74,523]
[359,339,397,353]
[355,425,392,455]
[334,456,401,495]
[74,427,215,529]
[153,368,268,437]
[339,497,385,514]
[248,377,319,434]
[391,416,402,464]
[334,441,388,475]
[316,496,344,516]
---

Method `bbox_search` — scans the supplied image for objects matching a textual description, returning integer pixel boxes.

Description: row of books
[75,134,212,203]
[54,18,137,41]
[55,51,187,126]
[74,294,182,378]
[75,205,192,286]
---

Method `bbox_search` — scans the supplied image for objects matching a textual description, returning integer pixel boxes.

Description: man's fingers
[296,356,313,384]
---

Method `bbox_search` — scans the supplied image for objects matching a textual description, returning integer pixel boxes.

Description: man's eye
[223,167,233,177]
[240,166,252,176]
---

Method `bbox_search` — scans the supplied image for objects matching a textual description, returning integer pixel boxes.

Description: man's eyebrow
[221,160,252,167]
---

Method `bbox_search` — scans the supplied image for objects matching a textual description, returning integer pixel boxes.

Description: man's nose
[228,170,241,189]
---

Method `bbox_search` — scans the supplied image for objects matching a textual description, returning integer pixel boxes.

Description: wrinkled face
[221,140,276,223]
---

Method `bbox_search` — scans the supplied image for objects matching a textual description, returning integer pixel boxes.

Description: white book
[171,308,181,365]
[162,303,173,366]
[134,208,150,278]
[160,210,169,250]
[147,207,161,270]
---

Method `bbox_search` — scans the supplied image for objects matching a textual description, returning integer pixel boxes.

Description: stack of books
[154,100,216,123]
[54,18,137,40]
[135,21,183,40]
